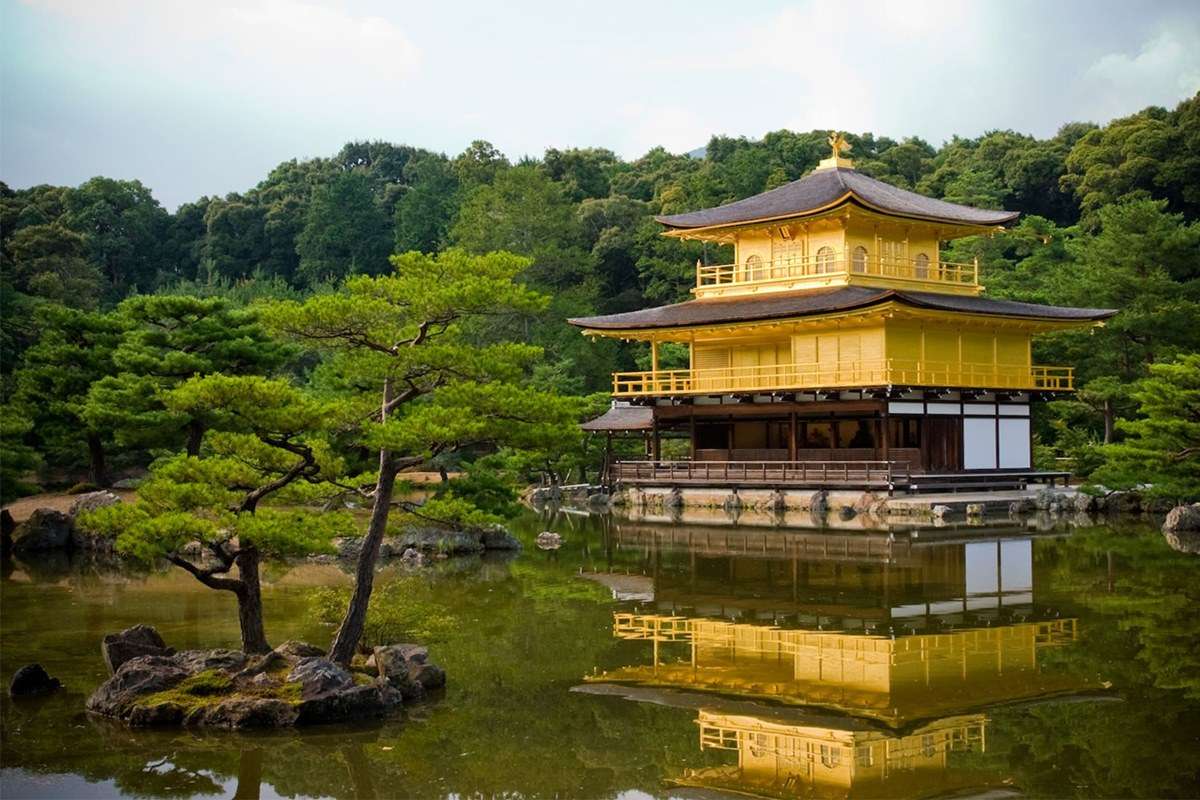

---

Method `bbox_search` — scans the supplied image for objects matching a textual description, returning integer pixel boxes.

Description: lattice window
[852,245,868,273]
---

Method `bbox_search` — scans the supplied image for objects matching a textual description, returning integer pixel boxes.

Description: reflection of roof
[656,166,1019,230]
[580,405,654,431]
[578,572,654,601]
[569,287,1117,331]
[572,683,884,732]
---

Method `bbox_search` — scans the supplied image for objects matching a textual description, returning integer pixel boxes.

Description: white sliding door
[963,417,997,469]
[998,418,1032,468]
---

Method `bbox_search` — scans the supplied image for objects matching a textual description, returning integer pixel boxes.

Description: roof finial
[828,131,850,159]
[818,131,854,170]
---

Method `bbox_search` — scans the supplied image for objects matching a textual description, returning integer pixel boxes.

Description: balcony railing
[696,250,979,291]
[612,459,906,488]
[611,359,1073,396]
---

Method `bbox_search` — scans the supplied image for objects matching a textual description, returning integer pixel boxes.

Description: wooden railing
[612,613,1078,654]
[696,251,979,291]
[611,359,1073,396]
[612,459,908,488]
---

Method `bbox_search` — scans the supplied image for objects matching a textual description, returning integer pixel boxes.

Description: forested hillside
[2,94,1198,496]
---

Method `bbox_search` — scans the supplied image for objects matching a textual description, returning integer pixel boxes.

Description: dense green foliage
[2,94,1199,496]
[1091,355,1200,499]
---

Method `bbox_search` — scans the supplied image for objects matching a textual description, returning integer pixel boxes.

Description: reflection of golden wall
[607,614,1086,725]
[690,711,987,798]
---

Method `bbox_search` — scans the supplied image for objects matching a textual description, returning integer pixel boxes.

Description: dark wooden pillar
[788,411,797,462]
[604,432,612,485]
[651,414,661,462]
[880,407,890,462]
[689,410,696,460]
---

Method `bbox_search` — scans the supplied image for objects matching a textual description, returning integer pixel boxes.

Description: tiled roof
[656,167,1019,230]
[569,287,1116,331]
[580,405,654,431]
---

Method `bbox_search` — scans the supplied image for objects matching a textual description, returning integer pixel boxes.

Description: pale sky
[3,0,1198,210]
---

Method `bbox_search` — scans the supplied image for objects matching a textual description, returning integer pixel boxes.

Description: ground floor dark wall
[647,394,1032,473]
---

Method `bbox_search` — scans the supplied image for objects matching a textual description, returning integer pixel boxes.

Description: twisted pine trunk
[329,378,399,665]
[235,547,270,654]
[329,451,397,664]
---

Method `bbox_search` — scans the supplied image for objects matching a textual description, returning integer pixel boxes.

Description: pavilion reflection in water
[580,521,1099,799]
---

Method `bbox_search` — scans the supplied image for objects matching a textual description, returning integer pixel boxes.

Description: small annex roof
[580,404,654,432]
[655,166,1019,231]
[568,287,1116,332]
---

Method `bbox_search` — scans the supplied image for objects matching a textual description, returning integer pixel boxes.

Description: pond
[2,509,1199,799]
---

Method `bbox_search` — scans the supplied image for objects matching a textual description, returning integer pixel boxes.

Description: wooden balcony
[612,459,908,489]
[694,251,980,298]
[611,359,1073,397]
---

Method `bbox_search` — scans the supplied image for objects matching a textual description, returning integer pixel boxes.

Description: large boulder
[396,526,485,556]
[68,490,123,518]
[1163,504,1200,554]
[237,640,329,679]
[102,625,175,675]
[175,649,247,674]
[11,509,73,554]
[68,491,123,550]
[287,657,354,699]
[368,643,446,699]
[191,697,299,730]
[294,681,402,725]
[273,640,326,662]
[479,525,521,551]
[1163,503,1200,534]
[1,508,14,556]
[9,663,62,697]
[86,655,191,718]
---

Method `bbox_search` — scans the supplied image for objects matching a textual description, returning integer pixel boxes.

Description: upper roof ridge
[655,165,1018,231]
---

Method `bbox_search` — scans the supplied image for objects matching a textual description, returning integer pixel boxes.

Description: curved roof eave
[653,167,1020,231]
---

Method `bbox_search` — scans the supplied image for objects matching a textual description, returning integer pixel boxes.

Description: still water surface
[2,510,1199,799]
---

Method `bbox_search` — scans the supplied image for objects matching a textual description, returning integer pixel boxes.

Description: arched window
[914,252,930,279]
[852,245,868,274]
[816,246,836,274]
[745,254,765,281]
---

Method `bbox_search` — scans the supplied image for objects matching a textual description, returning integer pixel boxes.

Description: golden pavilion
[572,134,1115,491]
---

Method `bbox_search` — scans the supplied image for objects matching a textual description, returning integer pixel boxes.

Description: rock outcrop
[9,663,63,697]
[327,524,521,564]
[1,509,14,557]
[68,490,123,518]
[1162,503,1200,535]
[68,491,123,549]
[102,625,175,675]
[1163,503,1200,555]
[367,643,447,700]
[11,509,73,554]
[86,626,443,729]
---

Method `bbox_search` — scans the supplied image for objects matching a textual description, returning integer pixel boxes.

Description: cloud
[617,104,711,157]
[1086,28,1200,115]
[17,0,421,107]
[645,1,994,143]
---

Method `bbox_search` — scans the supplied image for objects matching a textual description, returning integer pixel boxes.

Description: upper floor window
[852,245,868,274]
[815,246,836,274]
[745,254,766,281]
[914,253,930,279]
